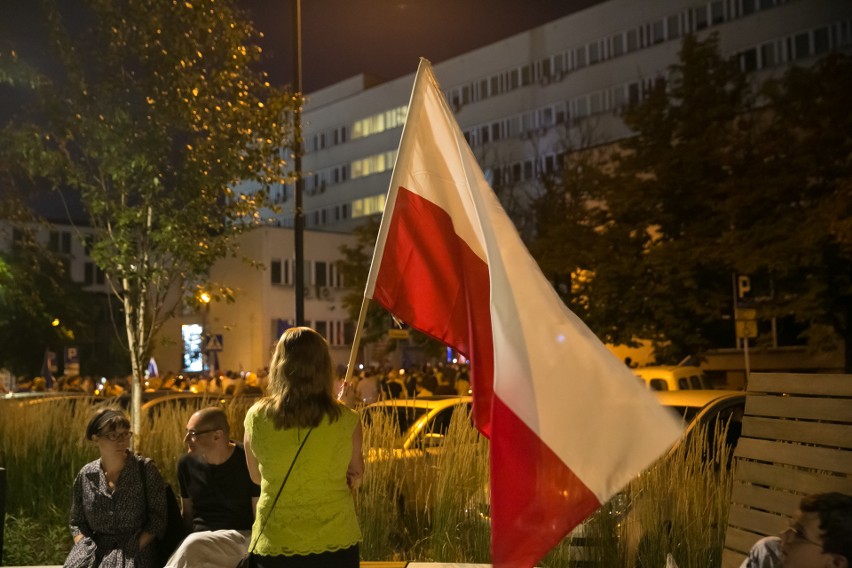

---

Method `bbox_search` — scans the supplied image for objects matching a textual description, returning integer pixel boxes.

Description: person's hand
[346,465,363,491]
[337,380,357,408]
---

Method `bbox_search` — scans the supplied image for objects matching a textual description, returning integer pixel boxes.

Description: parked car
[363,390,746,529]
[361,395,474,515]
[361,395,472,452]
[634,365,709,391]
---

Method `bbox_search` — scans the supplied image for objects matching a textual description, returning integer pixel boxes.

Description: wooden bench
[722,373,852,568]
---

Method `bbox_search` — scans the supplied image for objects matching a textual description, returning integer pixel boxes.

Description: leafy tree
[719,53,852,369]
[1,0,296,430]
[0,223,91,376]
[535,33,852,369]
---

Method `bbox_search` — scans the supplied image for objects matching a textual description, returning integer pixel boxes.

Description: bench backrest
[722,373,852,568]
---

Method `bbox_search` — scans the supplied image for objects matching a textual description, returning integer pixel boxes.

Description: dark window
[479,79,488,99]
[813,27,830,54]
[626,29,638,52]
[667,15,680,39]
[649,379,669,391]
[794,33,810,59]
[491,123,500,141]
[628,83,641,104]
[761,43,776,67]
[521,65,532,86]
[575,47,587,68]
[694,7,708,30]
[711,1,724,24]
[490,75,499,96]
[84,263,95,285]
[588,43,600,64]
[509,69,519,90]
[742,0,756,15]
[95,267,105,285]
[315,261,327,287]
[315,320,328,340]
[271,260,282,285]
[652,20,665,44]
[612,34,625,56]
[741,48,758,72]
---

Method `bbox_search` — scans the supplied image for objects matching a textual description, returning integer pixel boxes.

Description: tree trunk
[123,295,144,450]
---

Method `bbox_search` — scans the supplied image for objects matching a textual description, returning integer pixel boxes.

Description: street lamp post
[292,0,305,327]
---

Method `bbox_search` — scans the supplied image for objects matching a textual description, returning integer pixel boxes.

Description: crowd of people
[339,362,471,407]
[28,334,849,568]
[6,369,269,398]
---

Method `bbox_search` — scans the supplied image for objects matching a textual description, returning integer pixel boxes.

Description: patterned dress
[64,452,167,568]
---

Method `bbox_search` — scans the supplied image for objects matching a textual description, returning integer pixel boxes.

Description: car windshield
[362,405,430,448]
[664,405,702,424]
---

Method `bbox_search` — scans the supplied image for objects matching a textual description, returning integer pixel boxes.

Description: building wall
[276,0,850,233]
[154,227,359,375]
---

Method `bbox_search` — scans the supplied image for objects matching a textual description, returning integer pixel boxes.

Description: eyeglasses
[185,428,217,440]
[781,524,823,549]
[98,431,133,442]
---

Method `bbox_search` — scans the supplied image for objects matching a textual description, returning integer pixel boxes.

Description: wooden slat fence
[721,373,852,568]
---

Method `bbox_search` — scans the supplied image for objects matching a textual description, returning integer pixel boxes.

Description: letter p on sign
[737,275,751,299]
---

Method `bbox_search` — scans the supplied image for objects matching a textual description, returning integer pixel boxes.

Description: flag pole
[344,296,371,385]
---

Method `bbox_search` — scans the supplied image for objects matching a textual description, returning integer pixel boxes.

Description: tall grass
[1,396,733,566]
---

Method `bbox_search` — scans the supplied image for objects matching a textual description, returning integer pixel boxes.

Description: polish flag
[364,59,682,567]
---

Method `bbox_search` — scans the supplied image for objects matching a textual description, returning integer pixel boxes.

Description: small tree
[2,0,296,433]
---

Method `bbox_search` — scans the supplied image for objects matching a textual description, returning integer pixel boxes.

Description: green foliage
[0,228,94,375]
[3,506,71,566]
[533,34,852,367]
[0,0,297,393]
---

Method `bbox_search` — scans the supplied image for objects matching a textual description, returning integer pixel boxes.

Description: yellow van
[633,365,708,391]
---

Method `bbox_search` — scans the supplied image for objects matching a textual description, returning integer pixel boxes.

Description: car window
[427,407,456,437]
[362,405,429,447]
[678,377,690,389]
[688,375,704,389]
[649,379,668,391]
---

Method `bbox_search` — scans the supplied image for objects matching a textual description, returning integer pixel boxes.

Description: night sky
[228,0,599,92]
[1,0,599,93]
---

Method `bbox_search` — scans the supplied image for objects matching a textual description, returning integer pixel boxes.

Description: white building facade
[266,0,850,234]
[156,227,358,375]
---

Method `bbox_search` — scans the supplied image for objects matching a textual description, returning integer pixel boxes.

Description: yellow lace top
[244,402,361,556]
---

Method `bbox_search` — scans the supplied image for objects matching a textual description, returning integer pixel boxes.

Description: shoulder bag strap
[247,427,313,555]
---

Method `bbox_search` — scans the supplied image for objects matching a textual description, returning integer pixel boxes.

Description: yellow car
[634,365,709,391]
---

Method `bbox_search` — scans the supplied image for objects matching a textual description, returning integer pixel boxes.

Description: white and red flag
[363,59,682,567]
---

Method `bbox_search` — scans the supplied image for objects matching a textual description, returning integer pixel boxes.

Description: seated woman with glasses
[740,492,852,568]
[64,408,168,568]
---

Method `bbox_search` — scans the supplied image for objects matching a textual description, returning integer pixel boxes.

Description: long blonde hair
[257,327,342,429]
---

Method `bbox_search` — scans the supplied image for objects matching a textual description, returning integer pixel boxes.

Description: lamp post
[292,0,305,327]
